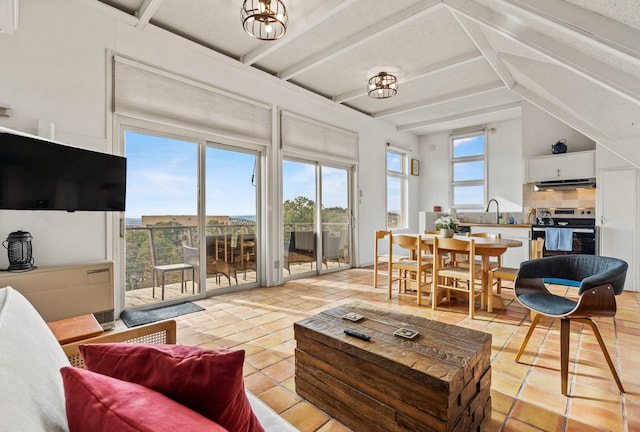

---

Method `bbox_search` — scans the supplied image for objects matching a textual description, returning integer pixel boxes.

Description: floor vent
[94,310,115,329]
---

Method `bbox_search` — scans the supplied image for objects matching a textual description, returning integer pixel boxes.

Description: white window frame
[386,146,408,229]
[450,128,487,210]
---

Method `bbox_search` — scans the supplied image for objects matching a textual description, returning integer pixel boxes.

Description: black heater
[3,231,36,272]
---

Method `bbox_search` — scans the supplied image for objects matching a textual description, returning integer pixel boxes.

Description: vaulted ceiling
[91,0,640,143]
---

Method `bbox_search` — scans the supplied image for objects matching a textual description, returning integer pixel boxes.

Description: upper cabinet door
[526,150,595,182]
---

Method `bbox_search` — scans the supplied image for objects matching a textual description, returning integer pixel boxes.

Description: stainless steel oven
[531,208,597,257]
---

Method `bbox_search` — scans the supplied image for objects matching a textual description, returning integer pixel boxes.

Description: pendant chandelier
[368,72,398,99]
[241,0,288,41]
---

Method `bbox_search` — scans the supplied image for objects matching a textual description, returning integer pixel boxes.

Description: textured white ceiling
[565,0,640,29]
[92,0,640,142]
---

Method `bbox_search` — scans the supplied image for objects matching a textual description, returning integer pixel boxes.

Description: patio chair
[232,232,256,280]
[514,254,628,394]
[203,236,238,286]
[284,231,316,273]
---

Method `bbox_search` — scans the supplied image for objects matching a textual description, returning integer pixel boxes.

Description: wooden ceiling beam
[372,81,505,119]
[278,1,441,81]
[444,0,640,105]
[135,0,164,30]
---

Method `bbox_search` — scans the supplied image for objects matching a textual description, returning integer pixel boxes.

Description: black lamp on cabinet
[3,230,36,271]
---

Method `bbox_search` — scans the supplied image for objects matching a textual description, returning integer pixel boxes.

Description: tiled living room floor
[173,267,640,432]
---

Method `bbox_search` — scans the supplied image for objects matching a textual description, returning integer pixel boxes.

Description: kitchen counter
[460,223,531,228]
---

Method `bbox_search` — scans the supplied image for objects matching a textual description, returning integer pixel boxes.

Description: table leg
[481,256,489,311]
[181,268,185,294]
[484,256,506,312]
[191,266,195,294]
[152,269,156,298]
[161,271,165,301]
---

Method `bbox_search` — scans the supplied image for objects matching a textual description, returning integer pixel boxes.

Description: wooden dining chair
[373,230,390,287]
[432,237,484,319]
[489,237,545,295]
[459,232,501,270]
[388,233,431,306]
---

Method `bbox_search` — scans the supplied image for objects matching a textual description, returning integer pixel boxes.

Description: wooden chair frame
[432,237,484,319]
[388,233,431,306]
[488,237,545,306]
[373,230,390,287]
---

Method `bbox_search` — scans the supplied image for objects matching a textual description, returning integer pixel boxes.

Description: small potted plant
[434,215,459,238]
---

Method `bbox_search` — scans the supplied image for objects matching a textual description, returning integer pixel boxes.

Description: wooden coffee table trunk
[294,303,492,432]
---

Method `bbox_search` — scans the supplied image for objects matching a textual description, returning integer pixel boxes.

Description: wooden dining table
[393,233,522,310]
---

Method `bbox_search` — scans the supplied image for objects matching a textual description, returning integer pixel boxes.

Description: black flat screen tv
[0,128,126,211]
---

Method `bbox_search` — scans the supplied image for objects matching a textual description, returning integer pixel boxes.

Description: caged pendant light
[367,72,398,99]
[241,0,288,41]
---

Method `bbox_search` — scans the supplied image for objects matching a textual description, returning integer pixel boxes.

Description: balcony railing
[125,222,349,292]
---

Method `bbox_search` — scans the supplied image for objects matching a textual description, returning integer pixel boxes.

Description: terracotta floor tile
[492,371,525,397]
[510,400,566,431]
[568,399,624,431]
[246,349,283,370]
[281,401,330,432]
[502,417,548,432]
[316,420,353,432]
[258,385,301,414]
[262,358,295,383]
[519,384,569,415]
[487,412,507,431]
[244,371,277,395]
[253,332,287,349]
[565,418,612,432]
[490,389,516,415]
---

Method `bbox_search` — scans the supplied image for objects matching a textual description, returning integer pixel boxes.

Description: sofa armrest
[246,391,299,432]
[62,319,177,368]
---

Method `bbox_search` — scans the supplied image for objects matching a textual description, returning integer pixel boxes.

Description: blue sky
[452,134,485,205]
[126,132,347,218]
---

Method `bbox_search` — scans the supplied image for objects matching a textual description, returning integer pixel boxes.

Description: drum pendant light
[241,0,288,41]
[368,72,399,99]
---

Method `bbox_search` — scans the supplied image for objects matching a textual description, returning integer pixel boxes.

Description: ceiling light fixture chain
[241,0,288,41]
[368,72,398,99]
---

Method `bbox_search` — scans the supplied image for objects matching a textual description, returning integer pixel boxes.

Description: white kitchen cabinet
[470,226,530,268]
[526,150,595,182]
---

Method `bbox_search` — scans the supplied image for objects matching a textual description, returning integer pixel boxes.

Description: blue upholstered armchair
[514,255,628,395]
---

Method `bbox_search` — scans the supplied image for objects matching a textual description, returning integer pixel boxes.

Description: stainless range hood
[534,178,596,191]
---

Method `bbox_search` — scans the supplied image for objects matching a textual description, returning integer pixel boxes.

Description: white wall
[0,1,418,276]
[418,117,522,214]
[522,102,595,158]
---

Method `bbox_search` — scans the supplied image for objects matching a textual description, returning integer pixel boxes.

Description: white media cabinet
[0,261,115,328]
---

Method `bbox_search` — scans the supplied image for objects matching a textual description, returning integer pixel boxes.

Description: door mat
[120,302,205,328]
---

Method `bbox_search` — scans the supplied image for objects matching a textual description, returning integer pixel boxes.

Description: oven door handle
[531,227,595,234]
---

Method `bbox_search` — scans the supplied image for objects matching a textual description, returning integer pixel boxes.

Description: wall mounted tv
[0,128,126,211]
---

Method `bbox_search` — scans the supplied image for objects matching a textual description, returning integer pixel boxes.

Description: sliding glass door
[321,166,351,271]
[123,131,260,309]
[124,131,200,309]
[204,146,258,293]
[282,159,351,279]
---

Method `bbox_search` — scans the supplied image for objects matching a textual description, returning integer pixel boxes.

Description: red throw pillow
[60,367,227,432]
[79,344,264,432]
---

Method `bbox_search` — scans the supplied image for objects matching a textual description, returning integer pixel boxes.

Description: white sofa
[0,286,298,431]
